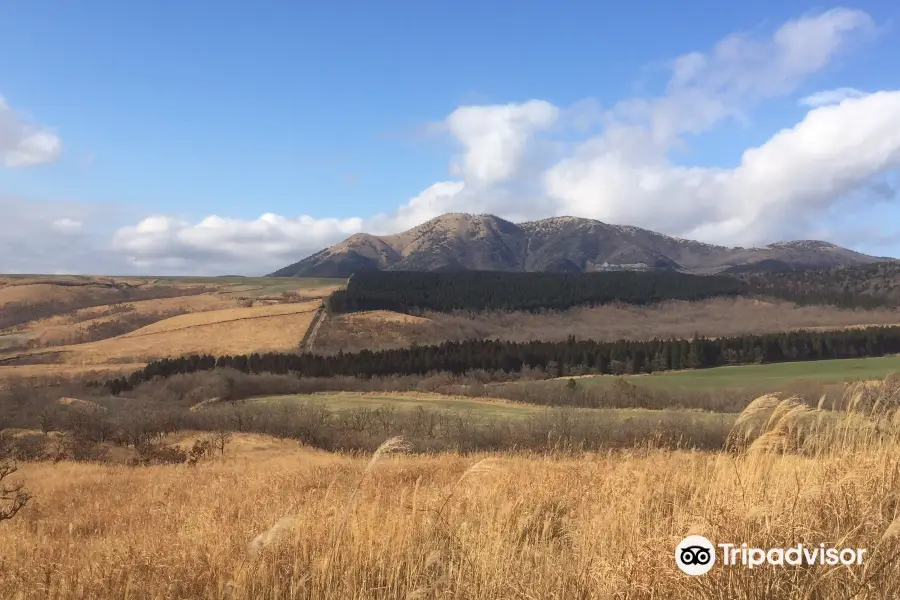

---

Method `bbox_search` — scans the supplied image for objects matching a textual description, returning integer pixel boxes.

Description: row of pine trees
[103,325,900,393]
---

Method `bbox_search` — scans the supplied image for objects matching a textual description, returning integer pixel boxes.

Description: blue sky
[1,1,900,274]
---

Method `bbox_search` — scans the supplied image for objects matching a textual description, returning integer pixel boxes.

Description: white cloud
[800,87,867,107]
[51,218,83,233]
[112,213,366,274]
[538,7,886,246]
[546,91,900,246]
[0,95,63,168]
[640,8,876,145]
[443,100,559,185]
[370,181,468,233]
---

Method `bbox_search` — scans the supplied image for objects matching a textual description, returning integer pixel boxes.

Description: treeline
[738,261,900,309]
[103,326,900,393]
[326,271,746,313]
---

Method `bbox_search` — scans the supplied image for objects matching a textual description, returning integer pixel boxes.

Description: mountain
[270,213,894,277]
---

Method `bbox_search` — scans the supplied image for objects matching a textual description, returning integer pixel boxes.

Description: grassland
[248,391,542,419]
[4,301,320,368]
[236,392,737,427]
[4,383,900,599]
[579,355,900,390]
[0,275,341,383]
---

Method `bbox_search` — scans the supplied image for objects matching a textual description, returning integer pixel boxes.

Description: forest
[102,325,900,393]
[326,270,745,313]
[735,261,900,309]
[324,264,900,314]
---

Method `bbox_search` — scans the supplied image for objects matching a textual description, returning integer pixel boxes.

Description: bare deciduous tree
[212,429,232,456]
[0,459,30,522]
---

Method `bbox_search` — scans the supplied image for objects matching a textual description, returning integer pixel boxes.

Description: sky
[2,0,900,275]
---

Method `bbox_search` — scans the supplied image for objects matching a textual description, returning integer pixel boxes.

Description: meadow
[0,275,342,386]
[234,391,737,433]
[249,391,544,419]
[3,381,900,599]
[585,355,900,390]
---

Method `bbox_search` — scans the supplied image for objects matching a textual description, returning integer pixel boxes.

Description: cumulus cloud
[800,87,868,107]
[443,100,559,185]
[112,213,366,274]
[0,95,62,168]
[536,9,886,246]
[546,91,900,246]
[16,7,900,275]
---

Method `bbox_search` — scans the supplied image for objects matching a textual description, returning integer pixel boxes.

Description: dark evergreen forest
[326,271,745,313]
[735,261,900,309]
[103,325,900,393]
[324,263,900,314]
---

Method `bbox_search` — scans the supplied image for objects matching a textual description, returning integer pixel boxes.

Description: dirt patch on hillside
[343,310,430,325]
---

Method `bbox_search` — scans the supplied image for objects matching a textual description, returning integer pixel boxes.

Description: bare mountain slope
[270,213,892,277]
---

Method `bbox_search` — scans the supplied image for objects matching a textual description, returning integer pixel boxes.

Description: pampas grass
[4,382,900,598]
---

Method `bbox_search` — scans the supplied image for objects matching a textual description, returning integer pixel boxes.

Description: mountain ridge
[270,213,895,277]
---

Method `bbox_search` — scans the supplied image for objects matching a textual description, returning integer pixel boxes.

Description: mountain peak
[766,240,840,250]
[270,213,892,277]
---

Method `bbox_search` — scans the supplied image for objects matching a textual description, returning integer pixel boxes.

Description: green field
[247,392,541,419]
[141,275,345,295]
[584,355,900,390]
[234,393,737,429]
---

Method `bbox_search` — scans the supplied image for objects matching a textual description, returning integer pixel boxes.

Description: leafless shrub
[212,429,233,455]
[187,438,214,466]
[0,458,30,521]
[131,443,187,466]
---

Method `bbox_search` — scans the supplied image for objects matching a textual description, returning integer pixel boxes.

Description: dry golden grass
[0,276,202,306]
[21,293,237,345]
[130,301,320,335]
[3,383,900,599]
[322,311,431,351]
[0,278,338,383]
[0,282,91,305]
[1,302,321,367]
[343,310,431,325]
[36,302,322,365]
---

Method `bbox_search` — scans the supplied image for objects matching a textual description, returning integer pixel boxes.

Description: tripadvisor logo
[675,535,716,576]
[675,536,867,575]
